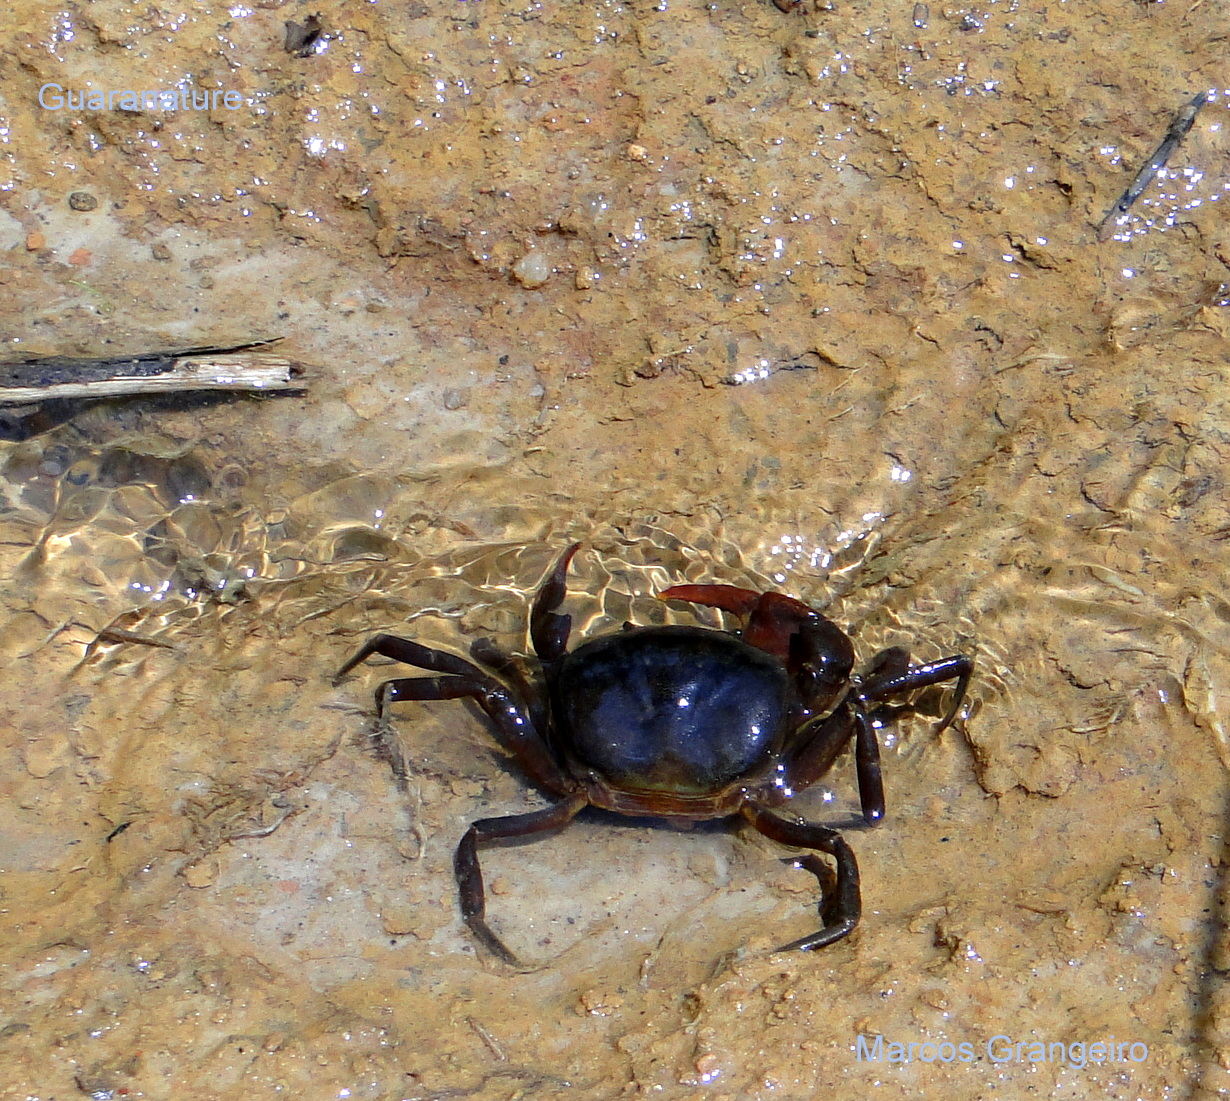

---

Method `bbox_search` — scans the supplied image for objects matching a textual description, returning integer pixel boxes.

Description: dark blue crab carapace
[336,544,972,965]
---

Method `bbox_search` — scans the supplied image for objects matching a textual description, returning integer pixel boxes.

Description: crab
[335,543,972,964]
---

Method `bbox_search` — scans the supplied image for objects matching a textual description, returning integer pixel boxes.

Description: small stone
[694,1054,721,1076]
[25,231,45,250]
[68,248,92,266]
[578,988,624,1016]
[626,143,649,161]
[68,191,98,211]
[380,901,418,936]
[512,249,551,288]
[151,242,171,261]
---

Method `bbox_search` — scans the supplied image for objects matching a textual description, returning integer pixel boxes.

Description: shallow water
[2,1,1230,1098]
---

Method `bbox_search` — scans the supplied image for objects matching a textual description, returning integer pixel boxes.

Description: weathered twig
[0,339,305,405]
[1098,91,1208,241]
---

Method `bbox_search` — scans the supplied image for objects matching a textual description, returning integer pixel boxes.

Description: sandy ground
[2,1,1230,1098]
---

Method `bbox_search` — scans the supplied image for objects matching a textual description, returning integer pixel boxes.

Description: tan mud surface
[2,1,1230,1098]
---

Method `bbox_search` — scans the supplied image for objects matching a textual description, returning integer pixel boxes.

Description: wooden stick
[1098,91,1208,242]
[0,340,305,405]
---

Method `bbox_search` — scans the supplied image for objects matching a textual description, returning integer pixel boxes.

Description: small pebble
[68,191,98,211]
[442,388,466,410]
[512,249,551,288]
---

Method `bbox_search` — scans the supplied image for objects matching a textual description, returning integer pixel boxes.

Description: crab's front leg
[743,803,862,950]
[774,698,885,824]
[859,647,974,733]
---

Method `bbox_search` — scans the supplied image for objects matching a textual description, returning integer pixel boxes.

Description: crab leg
[779,699,885,824]
[851,704,885,823]
[455,792,588,966]
[860,652,974,733]
[743,804,862,951]
[334,633,572,796]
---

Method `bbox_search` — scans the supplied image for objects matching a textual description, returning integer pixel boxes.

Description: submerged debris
[283,14,325,57]
[1098,91,1208,241]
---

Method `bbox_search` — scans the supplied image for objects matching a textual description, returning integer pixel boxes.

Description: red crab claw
[657,584,822,665]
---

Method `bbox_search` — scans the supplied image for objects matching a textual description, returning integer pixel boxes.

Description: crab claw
[657,584,761,616]
[658,584,821,664]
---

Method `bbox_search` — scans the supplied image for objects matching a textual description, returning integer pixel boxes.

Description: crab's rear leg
[470,637,547,733]
[455,791,588,966]
[335,632,476,685]
[334,633,572,796]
